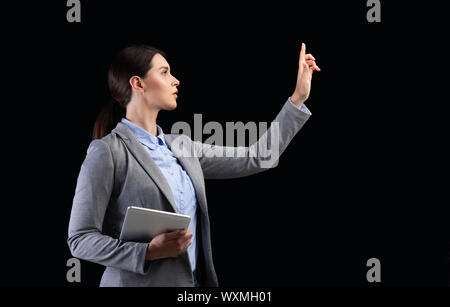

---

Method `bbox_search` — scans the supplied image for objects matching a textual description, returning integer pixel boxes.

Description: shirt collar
[121,118,166,150]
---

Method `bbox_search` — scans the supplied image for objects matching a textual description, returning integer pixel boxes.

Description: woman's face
[141,53,180,110]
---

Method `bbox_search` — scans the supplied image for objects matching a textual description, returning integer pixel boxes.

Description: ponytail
[92,99,126,140]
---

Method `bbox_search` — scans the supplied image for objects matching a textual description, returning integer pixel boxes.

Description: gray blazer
[67,99,311,287]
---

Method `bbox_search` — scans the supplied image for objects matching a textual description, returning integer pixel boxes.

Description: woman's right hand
[146,229,193,260]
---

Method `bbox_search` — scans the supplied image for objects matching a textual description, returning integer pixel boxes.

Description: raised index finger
[299,43,306,65]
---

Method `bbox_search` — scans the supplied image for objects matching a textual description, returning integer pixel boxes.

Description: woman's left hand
[290,43,320,108]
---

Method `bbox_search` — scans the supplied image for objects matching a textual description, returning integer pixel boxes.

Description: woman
[68,43,320,287]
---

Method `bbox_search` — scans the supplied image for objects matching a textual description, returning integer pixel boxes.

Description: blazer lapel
[112,123,178,213]
[164,134,207,213]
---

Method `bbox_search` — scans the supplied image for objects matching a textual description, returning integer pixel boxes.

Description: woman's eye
[162,71,168,75]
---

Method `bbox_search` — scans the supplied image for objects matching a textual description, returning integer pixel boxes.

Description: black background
[1,1,448,287]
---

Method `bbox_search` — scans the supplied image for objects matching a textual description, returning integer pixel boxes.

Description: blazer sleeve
[194,98,311,179]
[67,139,150,275]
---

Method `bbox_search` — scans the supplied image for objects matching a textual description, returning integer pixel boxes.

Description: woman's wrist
[146,242,156,260]
[290,94,306,108]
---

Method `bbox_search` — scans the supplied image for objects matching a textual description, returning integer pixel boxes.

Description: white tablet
[119,206,191,243]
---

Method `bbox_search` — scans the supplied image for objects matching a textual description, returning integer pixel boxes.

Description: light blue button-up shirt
[121,118,199,272]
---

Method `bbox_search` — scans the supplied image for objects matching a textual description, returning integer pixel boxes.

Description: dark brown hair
[92,45,167,140]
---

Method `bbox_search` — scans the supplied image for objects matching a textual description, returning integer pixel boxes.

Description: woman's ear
[129,76,145,93]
